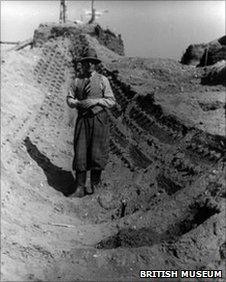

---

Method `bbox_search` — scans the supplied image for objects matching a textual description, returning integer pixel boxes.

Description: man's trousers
[73,110,110,173]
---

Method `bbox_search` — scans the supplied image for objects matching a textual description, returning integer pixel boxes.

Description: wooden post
[7,38,33,51]
[204,45,209,66]
[60,0,68,23]
[88,0,95,24]
[64,1,68,23]
[0,41,20,45]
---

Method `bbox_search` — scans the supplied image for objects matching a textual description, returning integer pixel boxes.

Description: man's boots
[73,171,86,198]
[86,169,102,195]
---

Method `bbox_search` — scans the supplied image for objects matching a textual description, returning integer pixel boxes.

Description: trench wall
[33,31,225,200]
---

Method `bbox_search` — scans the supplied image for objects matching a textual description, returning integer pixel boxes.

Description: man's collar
[83,70,96,79]
[90,71,96,77]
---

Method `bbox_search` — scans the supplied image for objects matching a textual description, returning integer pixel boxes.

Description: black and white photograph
[1,0,225,281]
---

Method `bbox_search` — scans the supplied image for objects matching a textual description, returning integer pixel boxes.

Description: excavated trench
[97,200,221,249]
[31,30,225,255]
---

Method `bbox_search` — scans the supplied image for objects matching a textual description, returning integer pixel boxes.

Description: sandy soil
[1,31,225,282]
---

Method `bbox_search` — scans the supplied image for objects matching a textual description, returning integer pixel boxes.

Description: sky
[1,1,225,59]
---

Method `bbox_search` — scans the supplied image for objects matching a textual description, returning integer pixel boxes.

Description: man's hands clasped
[67,98,99,110]
[77,99,99,110]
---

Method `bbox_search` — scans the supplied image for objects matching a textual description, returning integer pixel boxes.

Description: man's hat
[79,48,101,64]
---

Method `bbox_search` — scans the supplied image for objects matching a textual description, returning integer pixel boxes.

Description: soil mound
[181,36,226,66]
[201,60,226,86]
[199,45,226,67]
[218,35,226,45]
[1,23,225,281]
[33,22,124,56]
[181,43,207,66]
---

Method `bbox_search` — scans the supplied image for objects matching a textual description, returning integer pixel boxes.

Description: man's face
[82,61,95,75]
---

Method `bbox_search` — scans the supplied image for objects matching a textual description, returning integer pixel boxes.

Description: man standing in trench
[67,49,116,197]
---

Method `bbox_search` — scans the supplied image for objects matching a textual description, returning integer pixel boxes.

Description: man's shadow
[24,136,75,196]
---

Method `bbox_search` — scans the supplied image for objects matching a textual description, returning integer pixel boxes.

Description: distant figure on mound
[67,49,116,197]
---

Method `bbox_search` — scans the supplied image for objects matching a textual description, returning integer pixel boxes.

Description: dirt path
[1,32,225,281]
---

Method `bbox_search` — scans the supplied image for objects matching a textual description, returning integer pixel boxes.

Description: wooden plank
[0,41,20,45]
[8,38,33,51]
